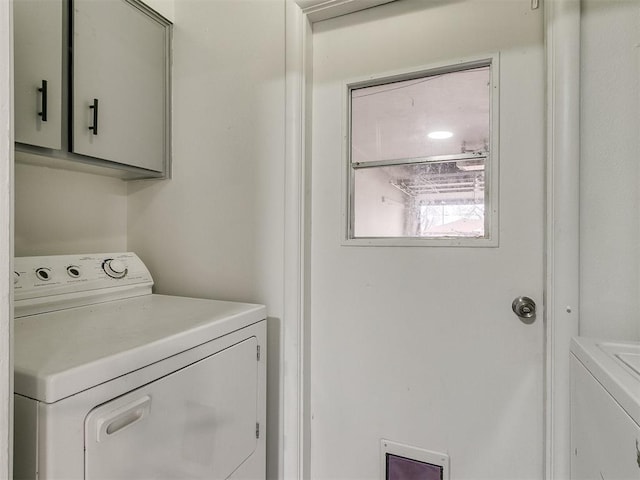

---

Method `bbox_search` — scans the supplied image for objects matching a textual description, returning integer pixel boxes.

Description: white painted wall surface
[580,0,640,341]
[14,163,127,256]
[126,1,285,478]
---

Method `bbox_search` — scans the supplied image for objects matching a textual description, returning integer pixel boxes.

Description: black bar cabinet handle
[89,98,98,135]
[37,80,47,122]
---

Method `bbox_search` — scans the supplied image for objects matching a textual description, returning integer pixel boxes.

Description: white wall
[126,1,285,478]
[14,163,128,256]
[580,0,640,341]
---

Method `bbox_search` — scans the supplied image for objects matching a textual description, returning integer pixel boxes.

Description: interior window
[348,63,493,242]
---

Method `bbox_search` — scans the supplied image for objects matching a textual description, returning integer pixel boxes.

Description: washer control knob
[102,259,128,279]
[66,265,81,278]
[35,267,52,282]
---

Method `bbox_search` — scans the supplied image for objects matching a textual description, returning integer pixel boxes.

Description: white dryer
[13,252,266,480]
[570,337,640,480]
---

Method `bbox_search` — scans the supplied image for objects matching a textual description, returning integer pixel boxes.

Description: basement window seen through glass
[348,62,493,242]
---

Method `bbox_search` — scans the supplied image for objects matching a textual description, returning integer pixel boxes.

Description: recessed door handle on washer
[95,395,151,442]
[512,296,536,320]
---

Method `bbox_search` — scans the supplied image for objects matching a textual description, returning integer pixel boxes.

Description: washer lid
[571,337,640,427]
[616,351,640,377]
[14,294,266,403]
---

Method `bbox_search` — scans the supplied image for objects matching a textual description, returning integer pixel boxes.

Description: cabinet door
[14,0,63,149]
[72,0,169,173]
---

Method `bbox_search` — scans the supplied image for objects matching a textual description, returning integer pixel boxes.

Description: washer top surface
[571,337,640,426]
[15,293,266,404]
[616,351,640,376]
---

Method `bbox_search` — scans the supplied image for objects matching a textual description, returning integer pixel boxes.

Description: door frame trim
[544,1,581,479]
[0,0,14,478]
[283,0,580,478]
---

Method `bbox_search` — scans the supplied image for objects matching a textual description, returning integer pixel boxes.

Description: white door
[310,1,544,479]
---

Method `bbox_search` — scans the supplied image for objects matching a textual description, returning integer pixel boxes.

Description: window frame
[342,54,500,247]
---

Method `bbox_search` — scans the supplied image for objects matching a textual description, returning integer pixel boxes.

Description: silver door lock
[512,296,537,321]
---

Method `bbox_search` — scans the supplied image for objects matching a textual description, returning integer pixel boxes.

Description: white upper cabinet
[72,0,170,173]
[13,0,172,179]
[14,0,63,150]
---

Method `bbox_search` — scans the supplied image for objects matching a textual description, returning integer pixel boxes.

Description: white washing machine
[13,252,266,480]
[570,337,640,480]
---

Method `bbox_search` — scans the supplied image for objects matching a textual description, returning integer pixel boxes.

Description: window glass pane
[353,159,485,238]
[349,62,492,242]
[351,66,490,163]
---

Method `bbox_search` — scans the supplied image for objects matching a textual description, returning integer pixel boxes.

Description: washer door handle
[96,395,151,442]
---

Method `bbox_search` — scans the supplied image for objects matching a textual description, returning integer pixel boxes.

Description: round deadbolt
[512,296,536,320]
